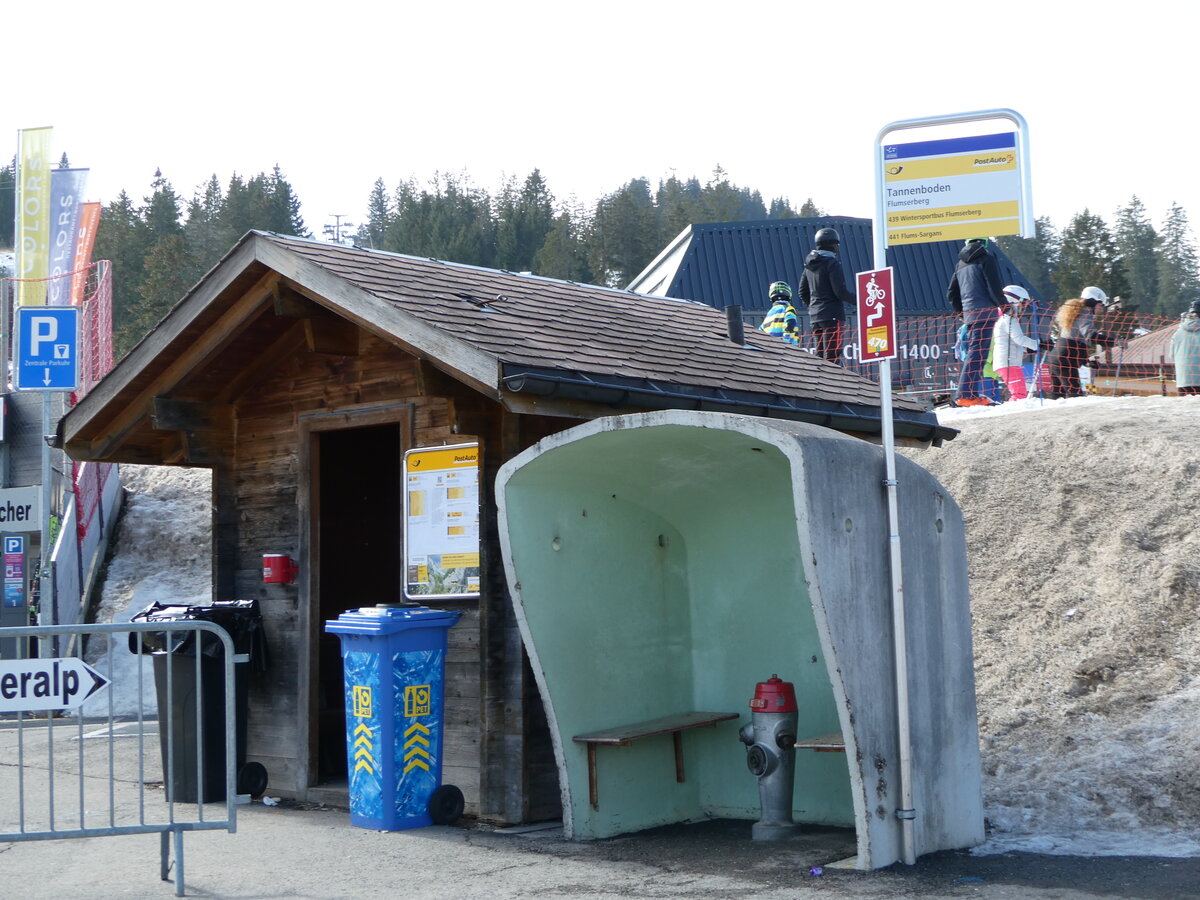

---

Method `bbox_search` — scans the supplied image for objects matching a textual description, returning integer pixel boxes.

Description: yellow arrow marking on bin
[354,734,373,751]
[354,723,372,738]
[402,721,432,773]
[405,745,432,762]
[403,758,432,777]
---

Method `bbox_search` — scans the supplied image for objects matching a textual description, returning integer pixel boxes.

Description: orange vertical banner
[70,202,101,305]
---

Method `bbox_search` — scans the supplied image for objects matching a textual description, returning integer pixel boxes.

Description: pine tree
[495,169,555,273]
[799,199,825,217]
[1113,196,1158,312]
[385,178,434,257]
[93,190,152,358]
[535,210,592,282]
[266,165,308,236]
[767,197,798,218]
[1052,209,1128,302]
[996,217,1060,303]
[128,233,196,352]
[143,169,184,241]
[361,178,391,250]
[586,178,657,287]
[699,167,766,223]
[220,173,261,243]
[1155,203,1200,317]
[184,175,228,275]
[654,175,704,242]
[0,160,14,248]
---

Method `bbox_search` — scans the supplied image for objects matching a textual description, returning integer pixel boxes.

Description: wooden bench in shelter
[573,711,740,809]
[795,732,846,752]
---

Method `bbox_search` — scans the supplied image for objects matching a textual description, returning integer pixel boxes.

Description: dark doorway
[315,423,402,781]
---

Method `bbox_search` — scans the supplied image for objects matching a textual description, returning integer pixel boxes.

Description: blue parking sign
[17,306,79,391]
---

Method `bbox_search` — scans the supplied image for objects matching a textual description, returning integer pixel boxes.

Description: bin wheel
[238,762,269,798]
[428,784,464,825]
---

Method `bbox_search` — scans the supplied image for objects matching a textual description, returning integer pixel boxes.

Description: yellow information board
[403,443,481,599]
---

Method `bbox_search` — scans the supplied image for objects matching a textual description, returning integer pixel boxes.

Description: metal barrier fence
[756,307,1187,400]
[0,620,247,897]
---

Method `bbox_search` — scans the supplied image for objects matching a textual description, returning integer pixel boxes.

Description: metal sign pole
[874,107,1033,866]
[867,161,916,861]
[41,393,53,633]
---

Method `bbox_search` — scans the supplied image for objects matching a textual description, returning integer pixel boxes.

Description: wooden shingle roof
[61,231,955,459]
[267,235,951,440]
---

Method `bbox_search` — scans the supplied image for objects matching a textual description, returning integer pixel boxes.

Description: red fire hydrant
[738,674,798,840]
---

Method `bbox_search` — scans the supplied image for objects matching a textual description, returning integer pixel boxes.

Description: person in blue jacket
[947,237,1006,406]
[797,227,855,362]
[758,281,800,346]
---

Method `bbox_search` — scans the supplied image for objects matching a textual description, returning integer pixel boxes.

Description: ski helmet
[1002,285,1031,305]
[814,227,840,249]
[768,281,792,302]
[1081,285,1108,305]
[1189,300,1200,317]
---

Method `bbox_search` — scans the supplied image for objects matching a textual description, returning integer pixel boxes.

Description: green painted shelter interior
[503,424,853,838]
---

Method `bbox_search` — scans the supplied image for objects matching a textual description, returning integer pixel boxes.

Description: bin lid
[325,603,461,635]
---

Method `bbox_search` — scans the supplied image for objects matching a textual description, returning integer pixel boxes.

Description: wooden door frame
[296,402,414,790]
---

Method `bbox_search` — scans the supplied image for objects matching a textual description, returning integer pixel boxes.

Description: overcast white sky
[8,1,1199,243]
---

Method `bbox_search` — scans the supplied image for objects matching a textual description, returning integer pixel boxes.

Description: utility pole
[323,214,354,244]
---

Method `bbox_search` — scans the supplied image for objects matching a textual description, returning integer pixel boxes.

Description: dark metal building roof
[628,217,1035,317]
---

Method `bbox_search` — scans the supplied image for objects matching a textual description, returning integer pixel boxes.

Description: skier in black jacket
[797,227,855,362]
[947,237,1006,406]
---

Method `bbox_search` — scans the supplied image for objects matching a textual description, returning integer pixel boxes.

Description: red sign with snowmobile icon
[855,267,897,363]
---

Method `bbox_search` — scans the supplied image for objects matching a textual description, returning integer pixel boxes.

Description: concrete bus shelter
[496,410,983,870]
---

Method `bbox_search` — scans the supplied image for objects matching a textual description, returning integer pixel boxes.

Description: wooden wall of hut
[211,323,572,824]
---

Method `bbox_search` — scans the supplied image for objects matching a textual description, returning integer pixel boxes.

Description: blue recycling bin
[325,603,462,830]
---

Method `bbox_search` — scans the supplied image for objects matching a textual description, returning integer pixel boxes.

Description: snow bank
[906,395,1200,856]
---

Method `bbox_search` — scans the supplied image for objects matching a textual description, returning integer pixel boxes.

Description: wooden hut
[59,232,954,825]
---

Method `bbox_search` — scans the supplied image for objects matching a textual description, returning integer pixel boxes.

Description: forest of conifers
[1,162,1197,359]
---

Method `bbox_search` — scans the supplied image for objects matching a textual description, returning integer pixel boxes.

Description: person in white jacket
[992,285,1042,400]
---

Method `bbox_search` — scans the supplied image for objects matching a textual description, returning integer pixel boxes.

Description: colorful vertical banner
[17,127,54,306]
[70,202,101,306]
[47,168,88,306]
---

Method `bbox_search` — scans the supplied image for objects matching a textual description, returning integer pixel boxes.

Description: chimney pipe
[725,305,745,345]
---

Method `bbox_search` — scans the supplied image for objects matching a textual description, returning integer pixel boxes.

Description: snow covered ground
[83,394,1200,859]
[911,394,1200,858]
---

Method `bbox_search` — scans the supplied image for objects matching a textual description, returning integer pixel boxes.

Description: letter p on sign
[30,316,57,356]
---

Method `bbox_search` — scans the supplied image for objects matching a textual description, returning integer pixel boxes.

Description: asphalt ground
[3,718,1198,899]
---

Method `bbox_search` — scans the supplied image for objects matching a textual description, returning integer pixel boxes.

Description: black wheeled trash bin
[130,599,270,803]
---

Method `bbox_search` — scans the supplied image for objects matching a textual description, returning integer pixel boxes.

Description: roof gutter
[500,366,956,445]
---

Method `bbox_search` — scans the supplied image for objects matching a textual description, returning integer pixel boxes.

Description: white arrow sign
[0,658,109,712]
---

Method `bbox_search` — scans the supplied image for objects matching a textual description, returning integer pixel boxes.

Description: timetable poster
[403,443,481,600]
